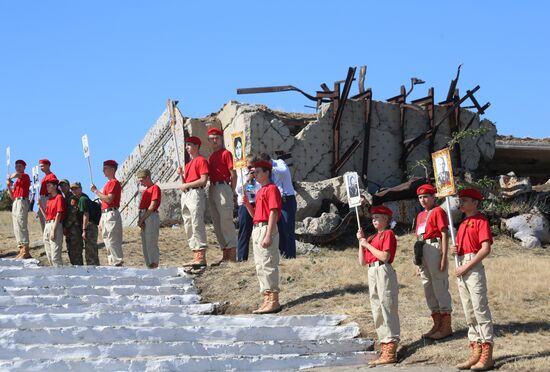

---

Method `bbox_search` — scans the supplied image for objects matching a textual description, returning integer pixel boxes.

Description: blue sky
[1,1,548,188]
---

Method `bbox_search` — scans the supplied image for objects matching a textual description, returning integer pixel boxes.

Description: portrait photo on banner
[431,147,456,197]
[231,131,246,169]
[344,171,362,208]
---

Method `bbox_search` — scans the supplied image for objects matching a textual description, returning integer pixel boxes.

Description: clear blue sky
[1,1,548,189]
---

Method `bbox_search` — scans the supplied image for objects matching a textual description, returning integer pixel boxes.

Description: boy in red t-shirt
[6,159,31,259]
[91,160,123,266]
[43,178,65,266]
[137,169,161,269]
[451,188,495,371]
[357,205,400,365]
[415,184,453,340]
[243,160,282,314]
[178,136,210,267]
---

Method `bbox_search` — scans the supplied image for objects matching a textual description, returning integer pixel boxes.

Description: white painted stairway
[0,258,375,371]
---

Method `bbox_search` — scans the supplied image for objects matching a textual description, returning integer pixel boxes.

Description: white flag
[82,135,90,158]
[6,147,10,167]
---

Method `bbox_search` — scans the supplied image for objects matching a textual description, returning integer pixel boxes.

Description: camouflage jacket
[63,192,82,229]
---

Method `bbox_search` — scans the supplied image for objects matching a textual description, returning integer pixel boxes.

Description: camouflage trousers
[84,224,100,266]
[66,225,84,266]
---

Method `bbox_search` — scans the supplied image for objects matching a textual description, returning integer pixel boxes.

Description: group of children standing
[358,184,495,370]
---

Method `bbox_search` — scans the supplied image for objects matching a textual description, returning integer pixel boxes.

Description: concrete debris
[503,208,550,248]
[294,176,352,221]
[295,241,321,255]
[499,172,532,199]
[384,199,420,226]
[299,213,343,235]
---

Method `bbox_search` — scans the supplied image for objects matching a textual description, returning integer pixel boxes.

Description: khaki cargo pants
[181,188,208,251]
[208,183,237,250]
[101,209,123,265]
[368,263,400,343]
[457,253,494,344]
[252,224,280,293]
[419,240,453,313]
[12,198,30,247]
[43,221,63,266]
[140,211,160,266]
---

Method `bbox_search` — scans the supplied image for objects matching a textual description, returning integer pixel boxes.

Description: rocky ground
[1,211,549,370]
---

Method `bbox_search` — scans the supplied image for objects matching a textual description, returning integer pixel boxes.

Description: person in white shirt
[258,153,297,258]
[235,155,262,261]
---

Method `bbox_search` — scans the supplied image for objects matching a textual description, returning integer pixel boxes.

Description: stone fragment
[302,213,343,235]
[503,208,550,248]
[499,172,532,199]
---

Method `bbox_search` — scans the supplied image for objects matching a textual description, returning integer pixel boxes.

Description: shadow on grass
[398,321,550,364]
[283,284,368,309]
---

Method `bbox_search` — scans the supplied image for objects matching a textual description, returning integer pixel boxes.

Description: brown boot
[254,291,282,314]
[20,246,32,259]
[471,342,494,371]
[226,247,236,262]
[456,341,482,369]
[369,341,397,365]
[183,249,207,267]
[422,312,441,338]
[252,292,269,314]
[14,246,24,260]
[430,312,453,340]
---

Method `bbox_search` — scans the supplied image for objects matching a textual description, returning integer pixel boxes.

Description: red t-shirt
[208,149,233,183]
[456,213,493,255]
[139,184,161,211]
[363,229,397,264]
[415,206,448,239]
[39,172,57,196]
[101,178,122,209]
[184,156,209,183]
[253,183,282,224]
[13,173,31,198]
[45,194,66,221]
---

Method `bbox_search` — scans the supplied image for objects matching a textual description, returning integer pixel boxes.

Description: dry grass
[1,211,549,370]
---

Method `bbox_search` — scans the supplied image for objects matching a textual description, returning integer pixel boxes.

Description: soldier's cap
[253,161,272,171]
[103,159,118,167]
[46,177,59,186]
[70,182,82,189]
[459,188,483,201]
[185,136,201,146]
[207,127,223,136]
[417,184,437,195]
[59,179,70,186]
[136,169,151,178]
[15,159,26,166]
[39,159,51,165]
[369,205,393,217]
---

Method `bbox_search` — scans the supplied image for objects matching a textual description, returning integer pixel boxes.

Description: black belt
[102,207,118,213]
[14,197,27,200]
[368,261,389,268]
[183,186,204,193]
[46,219,55,223]
[212,181,229,185]
[139,209,158,213]
[254,222,268,227]
[418,234,439,244]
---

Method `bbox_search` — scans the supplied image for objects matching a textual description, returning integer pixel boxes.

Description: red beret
[459,188,483,201]
[39,159,51,165]
[207,127,223,136]
[46,177,59,186]
[417,184,437,195]
[103,160,118,167]
[15,159,26,166]
[369,205,393,217]
[185,136,201,146]
[254,161,272,171]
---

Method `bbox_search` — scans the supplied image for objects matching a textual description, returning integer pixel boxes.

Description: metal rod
[87,157,93,185]
[355,206,361,228]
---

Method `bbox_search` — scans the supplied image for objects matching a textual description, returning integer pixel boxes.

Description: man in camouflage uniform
[59,179,84,265]
[71,182,100,266]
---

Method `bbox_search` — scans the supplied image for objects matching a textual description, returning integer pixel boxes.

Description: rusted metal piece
[236,85,325,102]
[411,88,435,152]
[403,85,481,157]
[332,139,362,174]
[444,64,462,103]
[358,66,367,94]
[361,89,373,183]
[332,67,357,176]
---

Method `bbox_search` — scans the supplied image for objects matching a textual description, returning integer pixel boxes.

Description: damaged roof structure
[116,66,549,246]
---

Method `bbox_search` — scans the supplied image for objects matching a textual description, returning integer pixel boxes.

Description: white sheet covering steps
[0,258,375,371]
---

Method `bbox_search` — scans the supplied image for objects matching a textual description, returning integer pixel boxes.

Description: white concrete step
[0,294,202,306]
[0,303,215,315]
[0,351,376,372]
[0,338,372,360]
[1,284,196,296]
[0,266,187,278]
[0,313,348,329]
[0,275,190,287]
[0,324,360,344]
[0,258,40,267]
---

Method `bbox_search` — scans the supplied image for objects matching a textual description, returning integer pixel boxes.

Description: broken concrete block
[440,195,462,225]
[295,241,321,255]
[503,208,550,248]
[302,213,343,235]
[499,172,532,199]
